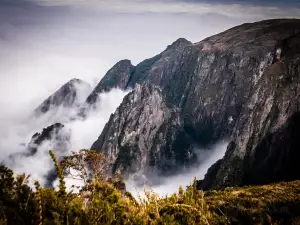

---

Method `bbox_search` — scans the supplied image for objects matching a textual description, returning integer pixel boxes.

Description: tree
[60,149,109,186]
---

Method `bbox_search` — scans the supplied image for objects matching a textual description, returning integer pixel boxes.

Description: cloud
[126,141,228,198]
[181,0,300,6]
[2,87,128,186]
[1,0,297,112]
[25,0,300,19]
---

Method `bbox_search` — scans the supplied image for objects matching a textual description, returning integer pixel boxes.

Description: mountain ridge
[33,78,92,116]
[29,18,300,189]
[88,18,300,188]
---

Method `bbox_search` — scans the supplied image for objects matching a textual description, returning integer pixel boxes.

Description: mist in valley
[0,0,299,195]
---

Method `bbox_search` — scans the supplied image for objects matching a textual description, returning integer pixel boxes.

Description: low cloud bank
[1,87,128,187]
[126,141,228,198]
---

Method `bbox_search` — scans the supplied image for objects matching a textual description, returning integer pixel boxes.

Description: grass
[1,150,300,225]
[205,180,300,224]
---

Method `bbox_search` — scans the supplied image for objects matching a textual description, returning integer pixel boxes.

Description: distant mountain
[33,78,92,117]
[86,60,135,104]
[27,123,69,157]
[7,122,71,186]
[88,19,300,188]
[86,38,192,105]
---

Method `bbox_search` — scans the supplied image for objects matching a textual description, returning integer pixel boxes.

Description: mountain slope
[91,83,196,181]
[86,38,192,105]
[86,60,135,104]
[34,78,92,116]
[199,31,300,189]
[90,19,300,187]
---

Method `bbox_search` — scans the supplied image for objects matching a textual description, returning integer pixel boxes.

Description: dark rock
[8,123,68,160]
[126,38,192,89]
[44,168,58,188]
[8,123,71,187]
[85,38,192,107]
[91,19,300,185]
[34,78,92,116]
[201,32,300,189]
[86,60,135,104]
[27,123,67,156]
[28,123,71,187]
[196,159,222,190]
[91,83,197,179]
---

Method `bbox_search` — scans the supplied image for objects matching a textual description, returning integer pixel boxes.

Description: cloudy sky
[1,0,299,117]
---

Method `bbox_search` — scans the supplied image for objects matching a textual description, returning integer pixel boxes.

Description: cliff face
[200,32,300,189]
[126,38,192,89]
[166,19,299,146]
[86,60,135,104]
[90,19,300,187]
[85,38,192,105]
[91,83,196,179]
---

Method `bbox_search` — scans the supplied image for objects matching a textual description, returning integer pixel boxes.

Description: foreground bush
[1,150,300,225]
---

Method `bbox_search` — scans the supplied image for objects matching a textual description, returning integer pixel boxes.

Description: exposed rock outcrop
[126,38,192,89]
[27,123,69,156]
[85,38,192,105]
[34,78,92,116]
[86,60,135,104]
[91,83,197,180]
[29,123,71,187]
[199,31,300,189]
[90,19,300,187]
[7,123,71,186]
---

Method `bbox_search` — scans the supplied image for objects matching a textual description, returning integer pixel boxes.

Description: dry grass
[1,151,300,225]
[205,180,300,224]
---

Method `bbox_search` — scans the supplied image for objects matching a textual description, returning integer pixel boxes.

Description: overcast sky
[0,0,299,116]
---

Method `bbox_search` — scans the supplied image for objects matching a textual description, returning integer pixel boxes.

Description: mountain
[34,78,92,116]
[198,29,300,189]
[28,123,71,186]
[27,123,69,157]
[89,19,300,188]
[8,123,69,159]
[7,122,71,186]
[86,60,135,104]
[86,38,192,104]
[91,83,196,181]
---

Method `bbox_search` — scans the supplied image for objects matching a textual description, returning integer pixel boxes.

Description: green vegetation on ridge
[1,150,300,225]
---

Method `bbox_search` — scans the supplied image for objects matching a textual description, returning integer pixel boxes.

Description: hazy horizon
[1,0,299,115]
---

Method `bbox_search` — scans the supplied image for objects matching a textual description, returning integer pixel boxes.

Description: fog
[2,88,128,186]
[126,142,228,198]
[0,0,299,195]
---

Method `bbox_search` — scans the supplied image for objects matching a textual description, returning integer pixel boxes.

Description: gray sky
[0,0,299,116]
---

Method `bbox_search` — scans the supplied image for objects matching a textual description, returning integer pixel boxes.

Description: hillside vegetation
[1,150,300,225]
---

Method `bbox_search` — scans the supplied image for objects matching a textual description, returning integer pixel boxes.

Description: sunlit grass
[1,150,300,224]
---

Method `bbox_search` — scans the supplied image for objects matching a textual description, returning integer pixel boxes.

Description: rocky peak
[86,59,135,105]
[166,38,192,51]
[28,123,71,187]
[85,37,191,105]
[88,19,300,189]
[8,122,69,162]
[28,123,66,156]
[34,78,92,116]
